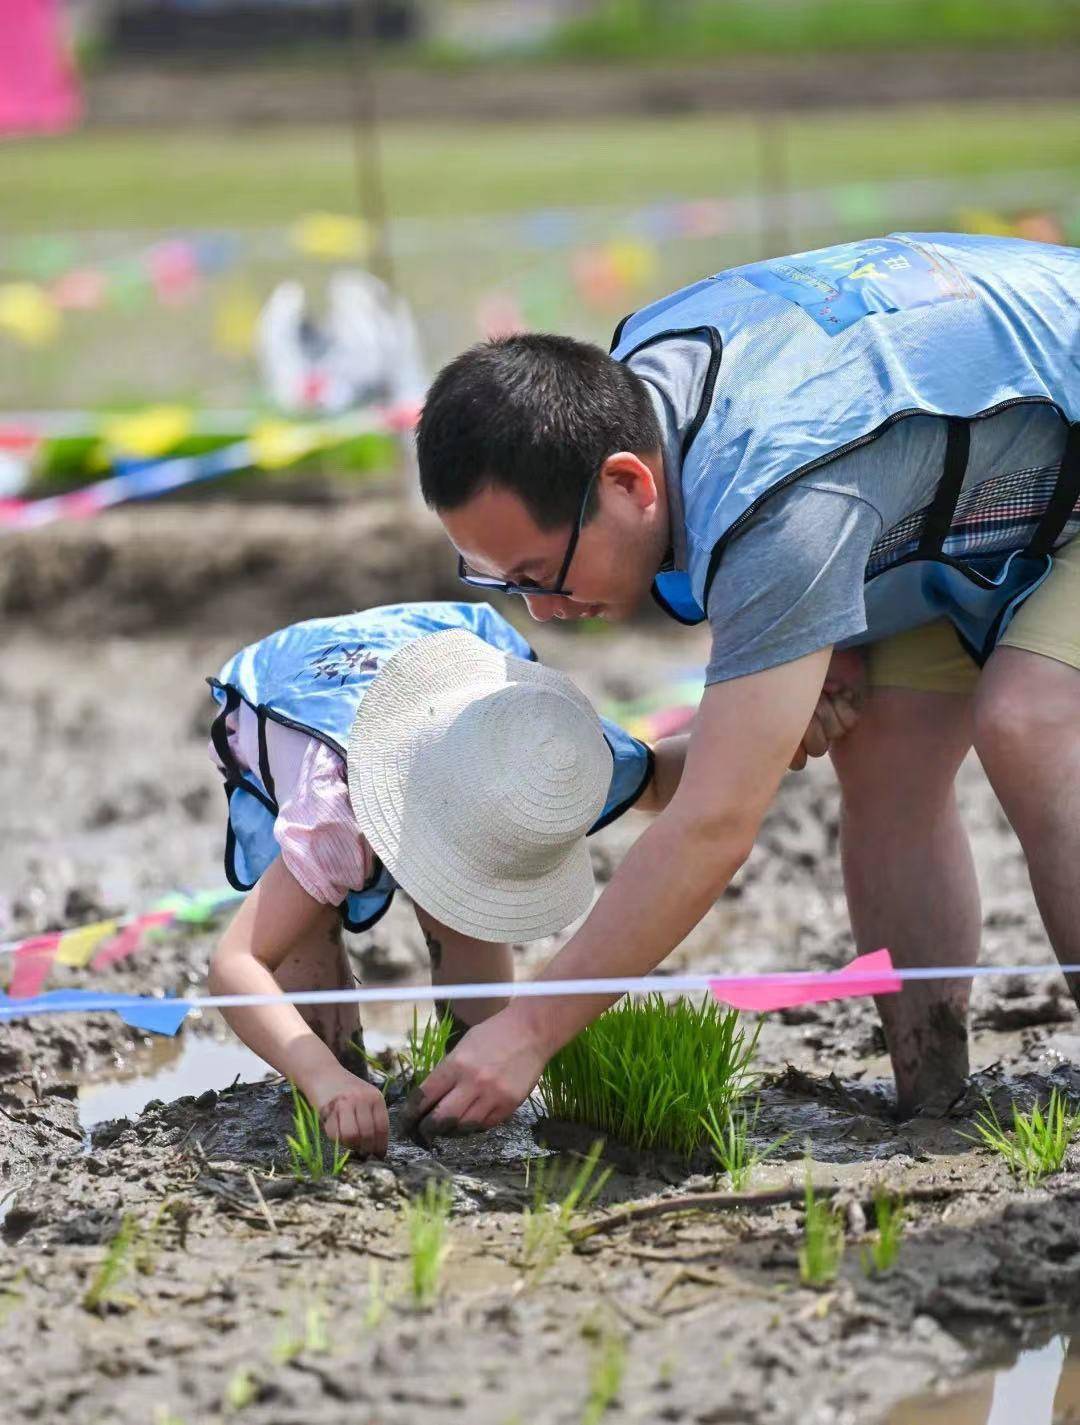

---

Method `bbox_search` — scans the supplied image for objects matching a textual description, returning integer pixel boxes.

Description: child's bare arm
[208,858,388,1154]
[633,734,690,814]
[413,906,511,1035]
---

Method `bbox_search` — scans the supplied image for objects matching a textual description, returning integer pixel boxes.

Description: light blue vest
[612,232,1080,661]
[209,601,651,931]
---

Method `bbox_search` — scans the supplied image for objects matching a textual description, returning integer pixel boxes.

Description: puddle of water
[887,1331,1080,1424]
[77,1000,418,1131]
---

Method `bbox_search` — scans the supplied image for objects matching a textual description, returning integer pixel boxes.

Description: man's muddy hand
[400,1007,548,1144]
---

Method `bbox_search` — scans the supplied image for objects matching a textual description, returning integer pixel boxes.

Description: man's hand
[400,1006,549,1143]
[789,649,866,770]
[312,1067,390,1155]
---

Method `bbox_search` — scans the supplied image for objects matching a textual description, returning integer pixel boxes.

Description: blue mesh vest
[208,601,652,931]
[611,232,1080,662]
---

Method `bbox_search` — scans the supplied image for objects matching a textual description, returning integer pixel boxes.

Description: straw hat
[346,629,613,942]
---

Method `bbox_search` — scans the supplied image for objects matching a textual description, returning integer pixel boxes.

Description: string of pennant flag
[0,403,419,532]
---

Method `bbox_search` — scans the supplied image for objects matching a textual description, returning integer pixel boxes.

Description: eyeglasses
[457,471,598,599]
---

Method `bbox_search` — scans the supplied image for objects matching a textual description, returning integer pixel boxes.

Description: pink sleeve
[273,738,374,907]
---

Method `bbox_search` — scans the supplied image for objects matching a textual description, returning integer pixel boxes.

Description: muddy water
[887,1330,1080,1424]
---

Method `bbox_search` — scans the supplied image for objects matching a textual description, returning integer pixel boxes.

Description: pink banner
[0,0,82,137]
[710,949,901,1013]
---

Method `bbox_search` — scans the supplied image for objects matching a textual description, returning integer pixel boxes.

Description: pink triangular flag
[7,933,61,998]
[710,949,900,1013]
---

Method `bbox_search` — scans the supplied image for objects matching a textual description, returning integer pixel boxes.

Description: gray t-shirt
[630,335,1068,685]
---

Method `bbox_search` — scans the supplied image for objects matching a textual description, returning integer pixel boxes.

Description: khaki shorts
[866,538,1080,694]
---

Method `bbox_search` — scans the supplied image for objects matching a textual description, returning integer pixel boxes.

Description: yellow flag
[55,921,118,969]
[214,285,259,358]
[250,419,320,470]
[102,406,194,460]
[607,239,657,289]
[0,283,60,346]
[291,212,371,261]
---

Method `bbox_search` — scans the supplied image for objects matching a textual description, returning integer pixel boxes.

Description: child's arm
[208,857,388,1155]
[633,734,690,814]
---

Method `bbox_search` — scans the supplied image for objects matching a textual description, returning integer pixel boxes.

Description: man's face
[439,452,668,624]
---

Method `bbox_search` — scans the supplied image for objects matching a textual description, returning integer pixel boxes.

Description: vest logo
[309,643,380,685]
[740,237,973,336]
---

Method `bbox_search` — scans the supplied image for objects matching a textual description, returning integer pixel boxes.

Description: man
[408,231,1080,1131]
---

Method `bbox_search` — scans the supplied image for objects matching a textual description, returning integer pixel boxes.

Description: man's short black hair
[417,333,660,530]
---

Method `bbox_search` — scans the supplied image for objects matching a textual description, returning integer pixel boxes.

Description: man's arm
[403,646,832,1138]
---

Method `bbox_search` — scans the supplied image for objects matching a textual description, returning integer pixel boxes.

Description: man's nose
[523,593,559,622]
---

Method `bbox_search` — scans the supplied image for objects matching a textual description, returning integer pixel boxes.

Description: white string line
[1,961,1078,1019]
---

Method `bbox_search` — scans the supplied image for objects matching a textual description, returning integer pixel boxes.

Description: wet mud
[4,503,1080,1422]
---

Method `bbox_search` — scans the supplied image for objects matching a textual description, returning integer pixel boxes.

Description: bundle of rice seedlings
[537,994,759,1160]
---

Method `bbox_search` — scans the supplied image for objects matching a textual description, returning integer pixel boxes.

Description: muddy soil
[4,500,1080,1423]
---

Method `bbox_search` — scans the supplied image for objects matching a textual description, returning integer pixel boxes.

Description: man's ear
[598,451,660,511]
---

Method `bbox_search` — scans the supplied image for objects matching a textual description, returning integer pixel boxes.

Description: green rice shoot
[538,994,759,1160]
[701,1099,789,1189]
[582,1326,626,1425]
[406,1178,454,1308]
[286,1083,350,1182]
[401,1009,454,1086]
[798,1171,844,1289]
[861,1188,905,1277]
[82,1212,140,1314]
[521,1140,611,1279]
[964,1088,1080,1186]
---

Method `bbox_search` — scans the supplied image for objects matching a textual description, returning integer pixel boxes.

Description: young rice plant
[861,1188,905,1277]
[407,1178,454,1308]
[521,1140,610,1279]
[401,1009,454,1086]
[798,1171,844,1288]
[286,1084,350,1182]
[538,994,759,1160]
[701,1099,788,1189]
[965,1088,1080,1186]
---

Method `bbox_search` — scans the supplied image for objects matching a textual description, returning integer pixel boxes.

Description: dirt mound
[1,499,459,639]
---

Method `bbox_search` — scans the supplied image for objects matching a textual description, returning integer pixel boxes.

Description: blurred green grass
[547,0,1080,58]
[4,102,1080,231]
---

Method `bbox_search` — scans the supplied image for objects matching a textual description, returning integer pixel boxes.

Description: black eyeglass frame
[456,470,599,598]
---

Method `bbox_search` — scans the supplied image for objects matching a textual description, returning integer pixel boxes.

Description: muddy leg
[413,905,512,1049]
[274,905,367,1078]
[832,687,977,1117]
[975,648,1080,1013]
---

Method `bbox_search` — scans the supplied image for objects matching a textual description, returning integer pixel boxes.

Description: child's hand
[312,1069,389,1156]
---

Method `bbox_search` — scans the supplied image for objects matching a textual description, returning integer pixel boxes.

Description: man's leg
[975,646,1080,1008]
[832,664,978,1115]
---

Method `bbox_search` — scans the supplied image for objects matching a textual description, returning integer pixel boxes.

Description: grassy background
[2,102,1078,413]
[4,103,1080,231]
[546,0,1080,59]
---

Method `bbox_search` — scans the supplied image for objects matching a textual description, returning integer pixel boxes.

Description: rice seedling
[963,1088,1080,1186]
[581,1326,626,1425]
[798,1171,844,1288]
[363,1261,386,1328]
[406,1178,454,1308]
[860,1188,905,1277]
[520,1140,610,1279]
[273,1293,331,1362]
[224,1367,257,1411]
[538,994,760,1159]
[286,1083,350,1182]
[83,1212,140,1314]
[401,1008,454,1085]
[0,1270,25,1326]
[701,1099,789,1189]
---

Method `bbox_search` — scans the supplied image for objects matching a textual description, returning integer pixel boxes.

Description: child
[206,601,684,1155]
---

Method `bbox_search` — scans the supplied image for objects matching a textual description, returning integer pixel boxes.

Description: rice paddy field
[5,73,1080,1425]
